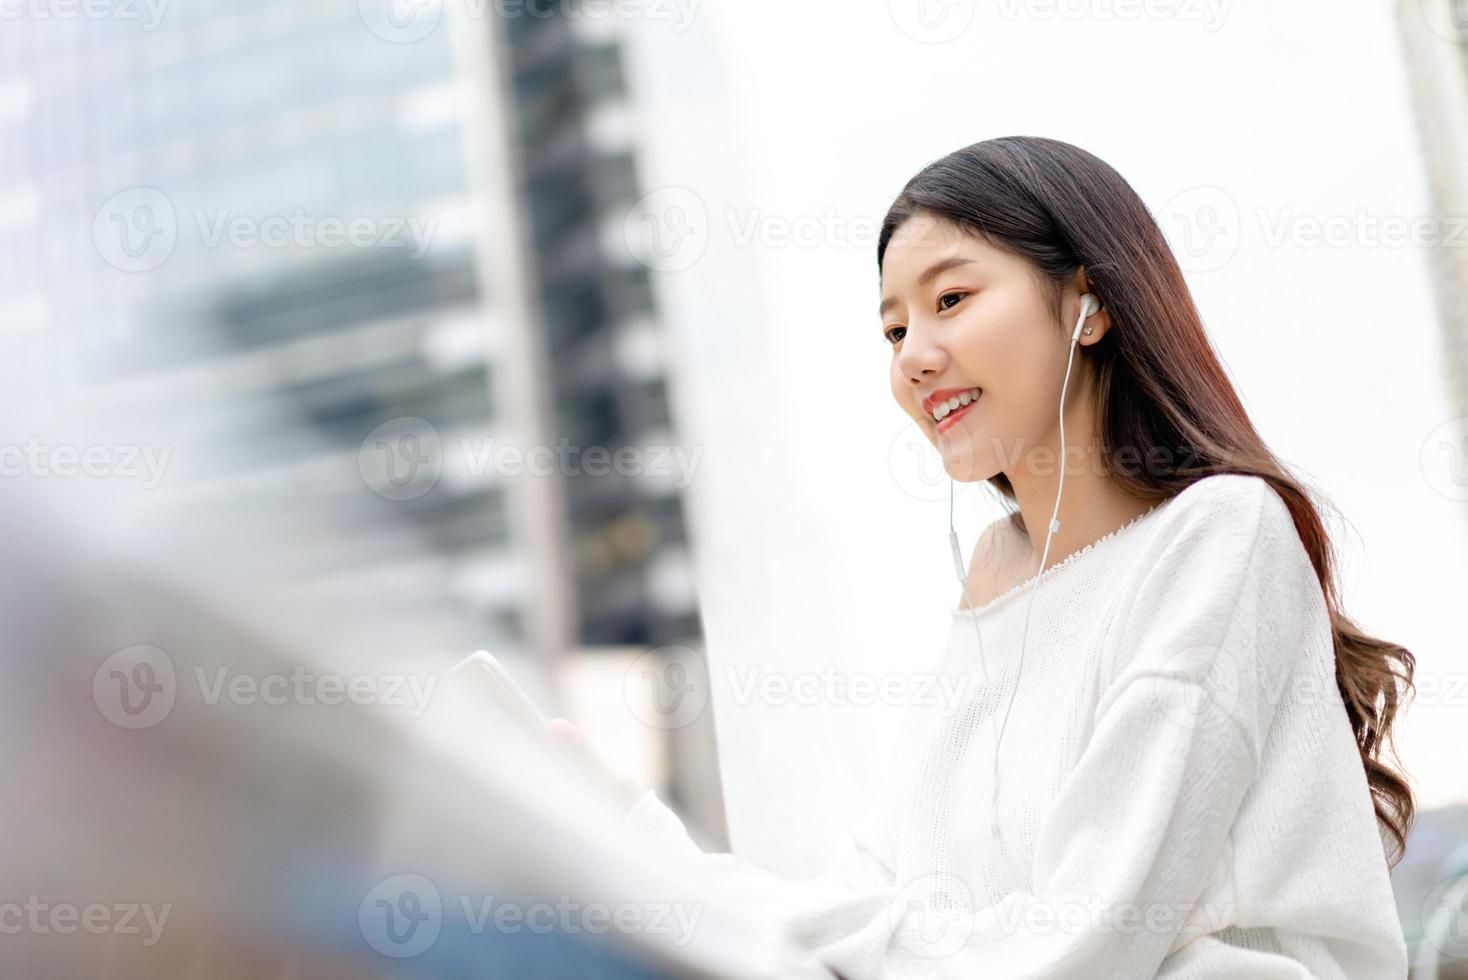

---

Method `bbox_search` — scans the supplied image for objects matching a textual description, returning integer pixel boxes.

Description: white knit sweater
[622,473,1408,979]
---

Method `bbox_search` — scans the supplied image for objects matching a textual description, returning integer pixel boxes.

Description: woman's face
[881,213,1086,484]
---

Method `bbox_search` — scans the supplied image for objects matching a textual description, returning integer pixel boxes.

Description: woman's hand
[545,717,646,811]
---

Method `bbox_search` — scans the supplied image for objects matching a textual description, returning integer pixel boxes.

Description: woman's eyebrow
[878,257,976,317]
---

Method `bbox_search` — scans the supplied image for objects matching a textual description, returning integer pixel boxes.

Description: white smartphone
[451,650,552,741]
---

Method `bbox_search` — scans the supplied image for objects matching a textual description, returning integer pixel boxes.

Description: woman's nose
[897,328,945,382]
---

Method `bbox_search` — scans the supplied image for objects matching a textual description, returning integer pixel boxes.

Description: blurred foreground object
[0,471,825,979]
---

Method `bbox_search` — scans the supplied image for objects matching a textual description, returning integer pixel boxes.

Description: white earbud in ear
[1071,292,1099,343]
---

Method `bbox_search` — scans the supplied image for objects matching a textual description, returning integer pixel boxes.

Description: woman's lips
[935,395,979,434]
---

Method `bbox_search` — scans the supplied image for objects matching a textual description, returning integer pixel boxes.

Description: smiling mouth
[931,388,981,432]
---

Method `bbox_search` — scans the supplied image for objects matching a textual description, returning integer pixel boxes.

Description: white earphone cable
[948,294,1093,857]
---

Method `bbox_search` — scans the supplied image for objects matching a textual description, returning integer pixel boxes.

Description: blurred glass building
[1391,3,1468,974]
[0,0,726,844]
[1399,0,1468,462]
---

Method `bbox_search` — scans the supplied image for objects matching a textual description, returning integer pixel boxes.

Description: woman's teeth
[931,388,981,422]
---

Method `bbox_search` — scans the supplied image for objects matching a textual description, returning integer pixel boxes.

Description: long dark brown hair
[877,136,1415,867]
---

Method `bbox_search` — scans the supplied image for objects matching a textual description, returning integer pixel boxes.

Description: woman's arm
[621,784,902,954]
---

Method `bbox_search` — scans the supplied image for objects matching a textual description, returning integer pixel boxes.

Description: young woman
[562,136,1416,979]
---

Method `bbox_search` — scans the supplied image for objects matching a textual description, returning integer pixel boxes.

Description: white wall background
[618,0,1468,874]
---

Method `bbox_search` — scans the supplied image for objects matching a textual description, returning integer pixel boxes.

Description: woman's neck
[1005,433,1152,576]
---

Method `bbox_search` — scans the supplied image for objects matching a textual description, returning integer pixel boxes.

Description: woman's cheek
[889,363,912,416]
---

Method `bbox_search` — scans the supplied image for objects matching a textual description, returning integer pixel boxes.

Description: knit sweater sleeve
[619,780,906,967]
[891,475,1323,977]
[626,784,893,886]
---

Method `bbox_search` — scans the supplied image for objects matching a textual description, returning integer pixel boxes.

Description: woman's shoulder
[1168,470,1277,512]
[1105,473,1328,704]
[1122,472,1327,642]
[971,473,1295,572]
[1118,472,1319,622]
[968,474,1307,605]
[1151,472,1298,548]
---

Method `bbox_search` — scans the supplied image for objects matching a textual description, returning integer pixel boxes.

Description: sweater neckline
[951,501,1168,620]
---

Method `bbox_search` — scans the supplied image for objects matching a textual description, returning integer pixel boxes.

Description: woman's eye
[938,291,966,311]
[884,326,906,346]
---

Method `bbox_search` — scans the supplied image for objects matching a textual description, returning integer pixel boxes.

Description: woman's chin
[937,426,989,480]
[940,450,994,485]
